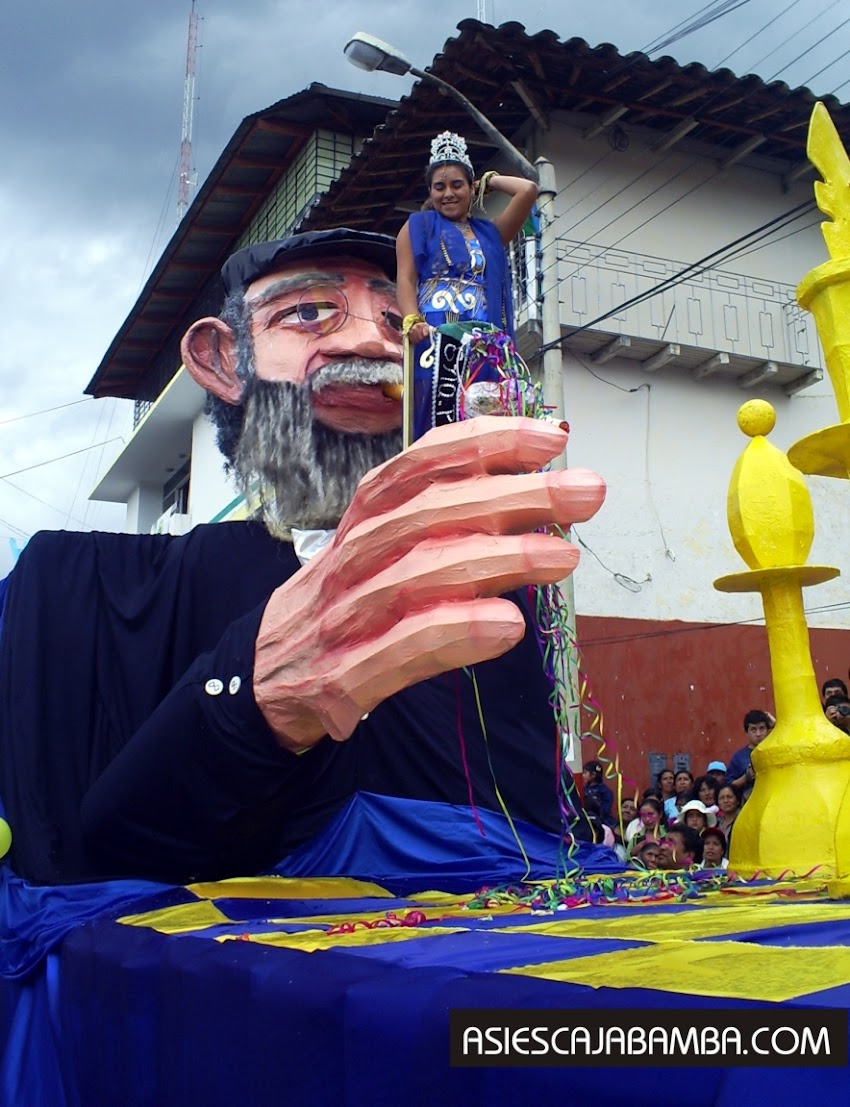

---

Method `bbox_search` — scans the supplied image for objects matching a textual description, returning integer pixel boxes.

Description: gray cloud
[0,0,845,541]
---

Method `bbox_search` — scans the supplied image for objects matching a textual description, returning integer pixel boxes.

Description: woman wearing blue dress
[395,130,538,347]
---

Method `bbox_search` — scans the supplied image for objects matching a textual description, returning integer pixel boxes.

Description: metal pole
[536,156,582,770]
[536,157,562,425]
[409,66,539,183]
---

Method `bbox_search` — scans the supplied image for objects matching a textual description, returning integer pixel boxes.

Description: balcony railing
[133,399,154,429]
[512,236,825,393]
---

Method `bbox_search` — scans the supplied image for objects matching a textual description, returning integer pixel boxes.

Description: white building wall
[539,118,825,280]
[126,484,162,535]
[562,355,847,630]
[538,119,848,632]
[188,411,244,525]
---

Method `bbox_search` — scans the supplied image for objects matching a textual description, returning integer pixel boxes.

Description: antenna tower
[177,1,199,221]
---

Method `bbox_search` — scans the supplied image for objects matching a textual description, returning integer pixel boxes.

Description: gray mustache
[310,358,402,392]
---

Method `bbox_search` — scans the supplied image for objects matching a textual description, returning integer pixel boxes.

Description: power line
[0,514,29,541]
[535,2,811,281]
[744,0,844,77]
[0,477,95,533]
[579,601,850,648]
[0,438,125,480]
[551,151,686,242]
[556,201,812,337]
[533,166,813,300]
[712,0,804,70]
[534,197,815,359]
[537,44,817,294]
[137,156,179,296]
[765,12,850,83]
[719,213,821,268]
[641,0,724,52]
[65,396,119,530]
[801,42,850,90]
[558,160,712,286]
[642,0,755,57]
[0,397,93,427]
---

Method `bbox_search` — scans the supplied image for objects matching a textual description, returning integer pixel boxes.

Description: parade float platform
[2,795,849,1106]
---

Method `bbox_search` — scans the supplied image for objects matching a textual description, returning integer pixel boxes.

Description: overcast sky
[1,0,847,556]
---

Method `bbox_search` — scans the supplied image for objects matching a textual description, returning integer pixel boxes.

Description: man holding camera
[824,694,850,735]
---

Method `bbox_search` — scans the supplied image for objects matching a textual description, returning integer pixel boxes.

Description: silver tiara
[428,131,473,174]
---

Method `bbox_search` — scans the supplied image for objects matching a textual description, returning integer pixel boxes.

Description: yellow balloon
[0,818,12,859]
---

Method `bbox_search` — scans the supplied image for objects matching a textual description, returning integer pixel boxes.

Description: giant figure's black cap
[221,228,397,295]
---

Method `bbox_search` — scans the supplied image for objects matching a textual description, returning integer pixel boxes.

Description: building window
[162,459,191,515]
[237,130,358,246]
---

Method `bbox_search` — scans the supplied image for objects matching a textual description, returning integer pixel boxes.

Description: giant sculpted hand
[254,416,605,751]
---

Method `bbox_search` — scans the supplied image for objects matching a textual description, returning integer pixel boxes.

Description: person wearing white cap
[679,799,717,835]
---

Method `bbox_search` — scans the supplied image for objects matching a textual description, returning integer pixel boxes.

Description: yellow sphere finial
[737,399,776,438]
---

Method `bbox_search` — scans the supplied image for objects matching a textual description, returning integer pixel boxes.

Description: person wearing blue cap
[706,760,727,785]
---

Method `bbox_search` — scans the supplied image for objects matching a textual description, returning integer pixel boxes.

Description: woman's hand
[407,321,431,346]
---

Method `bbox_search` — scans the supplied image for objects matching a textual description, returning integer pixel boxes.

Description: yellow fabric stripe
[492,901,850,943]
[120,899,520,934]
[501,939,850,1003]
[215,925,468,952]
[118,899,230,933]
[279,904,518,926]
[185,876,394,900]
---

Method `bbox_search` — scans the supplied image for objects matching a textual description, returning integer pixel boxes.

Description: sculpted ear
[181,318,244,404]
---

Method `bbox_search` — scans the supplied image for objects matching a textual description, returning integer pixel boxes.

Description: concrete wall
[538,117,824,279]
[536,116,848,627]
[125,483,161,535]
[576,614,849,793]
[562,358,848,629]
[188,411,244,525]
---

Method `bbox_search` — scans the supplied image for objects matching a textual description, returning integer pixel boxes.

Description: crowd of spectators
[579,677,848,872]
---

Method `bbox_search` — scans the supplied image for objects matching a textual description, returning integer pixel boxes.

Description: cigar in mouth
[381,383,404,401]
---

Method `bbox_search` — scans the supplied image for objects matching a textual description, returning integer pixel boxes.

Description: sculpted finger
[317,598,528,740]
[338,416,569,537]
[327,534,579,637]
[334,468,605,583]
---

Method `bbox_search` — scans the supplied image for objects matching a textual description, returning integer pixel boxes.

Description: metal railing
[513,236,824,371]
[133,399,155,429]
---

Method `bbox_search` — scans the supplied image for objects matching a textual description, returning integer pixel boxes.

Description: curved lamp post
[344,33,539,182]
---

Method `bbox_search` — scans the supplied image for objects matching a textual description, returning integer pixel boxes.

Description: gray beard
[232,358,403,538]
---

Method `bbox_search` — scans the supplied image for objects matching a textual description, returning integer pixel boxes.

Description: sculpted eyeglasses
[264,284,403,338]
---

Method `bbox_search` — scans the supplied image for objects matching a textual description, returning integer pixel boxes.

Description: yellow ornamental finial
[809,101,850,260]
[727,401,814,570]
[715,402,846,879]
[737,398,775,438]
[793,103,850,435]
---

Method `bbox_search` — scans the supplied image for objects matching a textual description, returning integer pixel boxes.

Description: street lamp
[344,33,538,182]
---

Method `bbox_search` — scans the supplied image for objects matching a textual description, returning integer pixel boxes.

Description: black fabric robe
[0,522,562,884]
